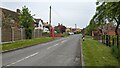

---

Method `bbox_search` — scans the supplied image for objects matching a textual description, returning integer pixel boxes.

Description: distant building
[66,28,71,33]
[66,28,81,33]
[54,23,66,33]
[34,19,43,30]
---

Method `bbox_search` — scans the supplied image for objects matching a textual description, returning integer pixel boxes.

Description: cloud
[1,2,96,28]
[1,0,96,2]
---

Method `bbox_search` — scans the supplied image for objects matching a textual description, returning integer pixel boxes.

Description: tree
[19,6,34,39]
[92,2,120,48]
[85,18,104,36]
[96,2,120,35]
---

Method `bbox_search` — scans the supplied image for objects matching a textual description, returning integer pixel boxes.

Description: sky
[0,0,96,28]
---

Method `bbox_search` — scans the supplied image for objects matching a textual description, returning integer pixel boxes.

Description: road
[2,34,82,67]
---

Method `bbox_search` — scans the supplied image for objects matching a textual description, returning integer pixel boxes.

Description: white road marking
[61,40,67,43]
[47,43,59,49]
[54,44,59,46]
[47,46,53,49]
[6,52,39,66]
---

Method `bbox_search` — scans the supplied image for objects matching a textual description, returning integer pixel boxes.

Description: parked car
[68,32,74,35]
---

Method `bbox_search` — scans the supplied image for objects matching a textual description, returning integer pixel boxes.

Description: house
[1,7,48,42]
[66,28,71,33]
[101,23,120,36]
[92,23,120,40]
[66,28,81,34]
[42,22,50,33]
[54,23,66,33]
[34,19,43,30]
[1,7,21,42]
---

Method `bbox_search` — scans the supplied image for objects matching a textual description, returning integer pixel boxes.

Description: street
[2,34,82,67]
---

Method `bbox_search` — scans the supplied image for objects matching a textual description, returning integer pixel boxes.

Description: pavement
[2,34,82,67]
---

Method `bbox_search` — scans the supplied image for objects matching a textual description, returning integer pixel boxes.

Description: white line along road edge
[6,52,39,66]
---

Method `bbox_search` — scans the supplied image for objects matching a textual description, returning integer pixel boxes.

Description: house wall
[1,8,21,42]
[1,8,44,42]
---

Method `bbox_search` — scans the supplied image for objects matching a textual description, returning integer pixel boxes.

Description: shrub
[61,33,69,37]
[111,46,120,62]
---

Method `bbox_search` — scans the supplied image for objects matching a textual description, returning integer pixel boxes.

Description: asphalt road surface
[2,34,82,67]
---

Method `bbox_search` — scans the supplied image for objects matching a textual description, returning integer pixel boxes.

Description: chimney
[16,9,20,13]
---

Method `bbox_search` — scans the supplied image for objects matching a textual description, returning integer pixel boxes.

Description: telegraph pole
[49,6,51,25]
[75,24,77,29]
[49,6,54,38]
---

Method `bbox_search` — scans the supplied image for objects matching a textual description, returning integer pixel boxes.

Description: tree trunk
[114,18,120,48]
[115,23,120,48]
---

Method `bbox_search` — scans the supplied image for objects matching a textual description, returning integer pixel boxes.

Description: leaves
[19,6,34,39]
[88,2,120,35]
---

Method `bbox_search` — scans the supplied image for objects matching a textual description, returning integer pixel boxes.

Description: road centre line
[61,40,67,43]
[47,43,59,49]
[6,52,39,66]
[54,43,59,46]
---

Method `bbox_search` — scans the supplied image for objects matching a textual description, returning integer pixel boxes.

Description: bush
[111,46,120,62]
[25,28,33,39]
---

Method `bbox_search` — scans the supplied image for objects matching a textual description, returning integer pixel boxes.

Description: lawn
[82,36,119,67]
[2,37,53,52]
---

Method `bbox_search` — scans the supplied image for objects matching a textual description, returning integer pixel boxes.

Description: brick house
[1,8,47,42]
[54,23,66,34]
[1,8,22,42]
[92,23,120,40]
[101,23,120,36]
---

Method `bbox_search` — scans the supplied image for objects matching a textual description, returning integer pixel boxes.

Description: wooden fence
[2,27,44,42]
[101,35,120,47]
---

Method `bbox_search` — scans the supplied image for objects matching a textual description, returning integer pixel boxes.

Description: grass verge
[2,37,53,52]
[82,36,119,66]
[61,33,69,37]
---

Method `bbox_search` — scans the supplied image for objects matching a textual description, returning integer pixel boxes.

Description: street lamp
[10,19,15,42]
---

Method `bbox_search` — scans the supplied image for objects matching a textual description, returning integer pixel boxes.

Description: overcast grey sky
[1,0,96,28]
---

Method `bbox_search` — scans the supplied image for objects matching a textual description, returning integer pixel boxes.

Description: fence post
[21,28,23,40]
[103,35,105,44]
[108,35,110,47]
[102,35,103,43]
[106,35,109,46]
[40,30,42,37]
[0,27,1,44]
[34,29,35,38]
[104,35,105,44]
[38,29,39,38]
[11,27,15,42]
[117,35,119,48]
[112,36,114,46]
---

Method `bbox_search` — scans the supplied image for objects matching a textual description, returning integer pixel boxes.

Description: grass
[82,36,119,67]
[61,33,69,37]
[2,37,53,52]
